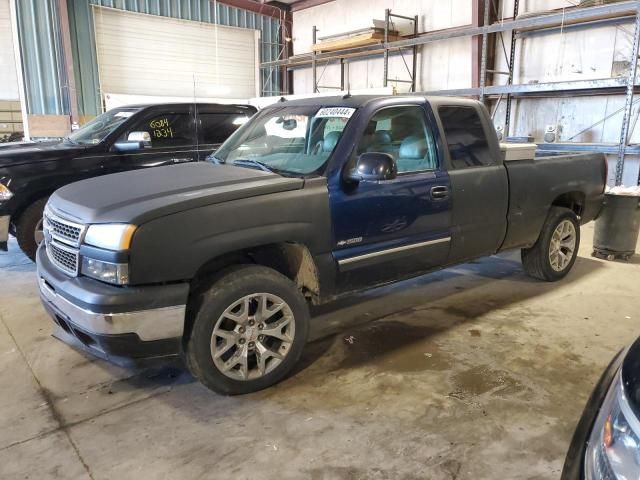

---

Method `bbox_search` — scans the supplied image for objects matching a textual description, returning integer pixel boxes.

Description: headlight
[84,224,136,251]
[585,371,640,479]
[0,184,13,201]
[81,257,129,285]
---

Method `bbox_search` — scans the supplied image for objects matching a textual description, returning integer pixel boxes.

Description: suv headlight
[585,371,640,479]
[84,224,136,251]
[0,184,13,201]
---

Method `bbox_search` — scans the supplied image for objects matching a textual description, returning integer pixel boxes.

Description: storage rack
[262,1,640,185]
[309,9,418,93]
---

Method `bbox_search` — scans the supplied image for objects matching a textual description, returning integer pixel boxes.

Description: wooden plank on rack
[313,31,401,52]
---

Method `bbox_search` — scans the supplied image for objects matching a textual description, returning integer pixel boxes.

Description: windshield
[67,108,140,145]
[212,105,354,175]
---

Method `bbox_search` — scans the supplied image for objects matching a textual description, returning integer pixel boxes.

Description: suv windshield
[66,107,141,145]
[212,105,354,175]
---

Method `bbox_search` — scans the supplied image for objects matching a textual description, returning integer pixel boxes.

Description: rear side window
[439,106,493,168]
[199,113,249,145]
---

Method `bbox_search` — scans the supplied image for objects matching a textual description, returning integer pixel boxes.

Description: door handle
[431,186,449,199]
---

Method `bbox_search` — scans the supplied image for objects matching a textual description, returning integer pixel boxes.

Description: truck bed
[501,152,606,250]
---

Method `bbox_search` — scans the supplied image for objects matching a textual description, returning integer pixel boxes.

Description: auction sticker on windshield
[315,107,356,119]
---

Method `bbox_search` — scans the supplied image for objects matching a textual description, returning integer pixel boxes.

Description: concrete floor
[1,223,639,480]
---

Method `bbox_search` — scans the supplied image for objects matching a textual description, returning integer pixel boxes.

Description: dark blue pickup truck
[35,95,606,394]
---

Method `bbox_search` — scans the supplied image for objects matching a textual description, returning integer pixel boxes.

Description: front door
[105,106,198,173]
[329,105,452,292]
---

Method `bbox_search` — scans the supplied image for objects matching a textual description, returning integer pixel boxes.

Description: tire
[185,265,310,395]
[521,206,581,282]
[15,197,48,262]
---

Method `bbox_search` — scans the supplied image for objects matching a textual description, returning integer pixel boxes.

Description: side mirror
[113,140,145,152]
[346,152,397,183]
[113,131,152,152]
[127,131,151,144]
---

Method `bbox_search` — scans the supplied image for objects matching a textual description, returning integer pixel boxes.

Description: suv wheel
[15,198,48,262]
[521,206,580,281]
[185,265,310,395]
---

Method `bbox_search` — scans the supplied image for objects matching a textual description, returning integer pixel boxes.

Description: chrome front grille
[48,240,79,275]
[43,205,85,277]
[43,207,84,246]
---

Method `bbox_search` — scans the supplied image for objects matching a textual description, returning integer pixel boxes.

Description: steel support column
[312,25,318,93]
[471,0,483,89]
[411,14,418,92]
[383,8,390,88]
[57,0,79,126]
[616,5,640,185]
[504,0,520,136]
[479,0,491,104]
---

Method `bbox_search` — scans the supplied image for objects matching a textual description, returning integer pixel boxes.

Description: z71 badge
[336,237,363,247]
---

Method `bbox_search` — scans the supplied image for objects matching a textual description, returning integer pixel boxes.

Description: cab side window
[199,113,248,145]
[357,106,438,173]
[438,106,493,169]
[121,113,194,149]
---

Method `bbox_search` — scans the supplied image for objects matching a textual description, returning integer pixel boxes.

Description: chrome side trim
[38,277,185,341]
[0,215,9,244]
[338,236,451,266]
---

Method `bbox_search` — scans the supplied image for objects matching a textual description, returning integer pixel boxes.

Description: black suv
[0,102,256,259]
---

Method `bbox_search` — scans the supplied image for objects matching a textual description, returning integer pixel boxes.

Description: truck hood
[0,140,89,168]
[49,162,305,225]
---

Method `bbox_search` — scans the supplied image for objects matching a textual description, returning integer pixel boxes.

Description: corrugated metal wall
[16,0,70,115]
[17,0,283,116]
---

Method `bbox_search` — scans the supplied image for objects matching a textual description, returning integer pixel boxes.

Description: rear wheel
[185,265,309,395]
[15,198,48,262]
[521,207,580,281]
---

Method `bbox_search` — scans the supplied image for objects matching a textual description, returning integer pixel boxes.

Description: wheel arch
[9,190,53,231]
[551,191,585,218]
[184,242,321,344]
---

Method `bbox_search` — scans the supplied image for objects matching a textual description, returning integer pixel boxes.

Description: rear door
[105,105,198,172]
[330,104,452,291]
[195,106,254,161]
[436,104,509,263]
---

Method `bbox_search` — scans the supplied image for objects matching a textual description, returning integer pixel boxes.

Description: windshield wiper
[207,153,224,164]
[232,159,277,174]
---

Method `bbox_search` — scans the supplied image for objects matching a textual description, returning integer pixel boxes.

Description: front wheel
[185,265,310,395]
[15,197,48,262]
[521,207,580,281]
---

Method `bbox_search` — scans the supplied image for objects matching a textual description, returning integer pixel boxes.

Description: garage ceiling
[92,7,259,100]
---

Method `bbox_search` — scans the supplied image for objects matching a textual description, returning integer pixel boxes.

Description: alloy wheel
[210,293,295,381]
[34,217,44,246]
[548,219,577,272]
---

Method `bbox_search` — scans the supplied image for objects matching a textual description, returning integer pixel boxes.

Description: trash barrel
[593,193,640,261]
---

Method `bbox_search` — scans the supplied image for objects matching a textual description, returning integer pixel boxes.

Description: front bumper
[36,245,189,359]
[0,215,9,251]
